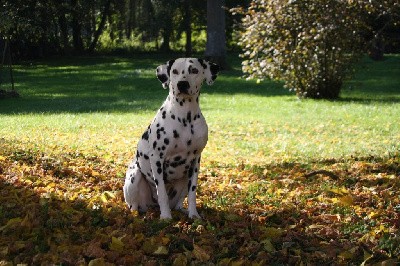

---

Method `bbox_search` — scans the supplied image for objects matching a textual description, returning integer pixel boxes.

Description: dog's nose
[177,81,190,93]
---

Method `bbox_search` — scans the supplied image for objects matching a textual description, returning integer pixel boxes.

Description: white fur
[123,58,219,219]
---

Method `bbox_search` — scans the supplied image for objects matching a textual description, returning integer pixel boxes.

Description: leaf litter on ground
[0,145,399,265]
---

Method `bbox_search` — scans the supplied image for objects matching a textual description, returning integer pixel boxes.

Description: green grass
[1,54,399,265]
[1,54,399,166]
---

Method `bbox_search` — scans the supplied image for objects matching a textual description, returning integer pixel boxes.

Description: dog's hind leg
[123,162,153,212]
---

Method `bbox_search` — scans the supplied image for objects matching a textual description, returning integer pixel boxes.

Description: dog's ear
[156,59,175,89]
[198,59,220,86]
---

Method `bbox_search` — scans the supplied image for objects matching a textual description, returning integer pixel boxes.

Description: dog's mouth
[177,81,190,94]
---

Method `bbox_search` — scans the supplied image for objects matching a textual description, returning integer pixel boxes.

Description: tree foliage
[234,0,399,99]
[0,0,250,59]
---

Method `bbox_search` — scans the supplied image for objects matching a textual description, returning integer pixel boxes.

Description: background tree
[234,0,399,99]
[205,0,228,69]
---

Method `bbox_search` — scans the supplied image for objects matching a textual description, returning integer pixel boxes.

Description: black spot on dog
[157,74,168,83]
[142,130,149,140]
[171,114,176,120]
[173,130,179,138]
[153,141,157,149]
[167,59,175,76]
[157,168,162,174]
[188,180,192,191]
[187,140,192,146]
[174,155,182,161]
[198,58,207,69]
[187,111,192,123]
[162,111,166,119]
[155,179,159,185]
[191,185,196,192]
[144,154,149,160]
[164,138,170,145]
[188,167,194,178]
[210,63,220,81]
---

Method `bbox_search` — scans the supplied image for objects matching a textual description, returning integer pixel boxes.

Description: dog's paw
[160,214,173,220]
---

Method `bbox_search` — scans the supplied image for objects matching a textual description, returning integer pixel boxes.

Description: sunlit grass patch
[0,54,399,264]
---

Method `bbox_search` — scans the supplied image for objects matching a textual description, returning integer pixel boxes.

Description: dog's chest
[148,103,208,180]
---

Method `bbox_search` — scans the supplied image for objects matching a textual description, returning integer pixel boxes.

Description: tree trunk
[184,0,192,57]
[88,0,112,53]
[160,16,172,52]
[58,14,69,53]
[126,0,136,39]
[71,0,84,54]
[205,0,228,69]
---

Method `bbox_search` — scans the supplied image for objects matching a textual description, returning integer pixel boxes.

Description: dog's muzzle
[177,81,190,94]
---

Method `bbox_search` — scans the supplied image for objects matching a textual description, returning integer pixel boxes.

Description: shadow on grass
[0,55,399,114]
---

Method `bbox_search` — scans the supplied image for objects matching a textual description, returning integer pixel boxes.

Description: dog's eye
[172,69,178,75]
[190,68,199,74]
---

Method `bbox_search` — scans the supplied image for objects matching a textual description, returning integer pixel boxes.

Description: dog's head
[156,58,219,97]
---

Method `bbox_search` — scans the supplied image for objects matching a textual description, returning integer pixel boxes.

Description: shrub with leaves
[234,0,367,99]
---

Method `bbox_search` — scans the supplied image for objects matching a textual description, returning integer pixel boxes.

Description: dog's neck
[166,91,201,112]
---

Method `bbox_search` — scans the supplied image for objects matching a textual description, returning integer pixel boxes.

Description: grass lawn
[0,54,399,264]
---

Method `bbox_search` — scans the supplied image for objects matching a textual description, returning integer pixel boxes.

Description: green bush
[235,0,366,99]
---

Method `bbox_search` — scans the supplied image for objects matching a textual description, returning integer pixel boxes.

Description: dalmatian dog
[123,58,219,219]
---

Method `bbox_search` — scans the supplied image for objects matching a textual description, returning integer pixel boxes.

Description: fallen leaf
[192,244,210,262]
[0,217,22,232]
[172,253,188,266]
[109,236,124,252]
[261,239,276,252]
[153,245,168,256]
[88,258,106,266]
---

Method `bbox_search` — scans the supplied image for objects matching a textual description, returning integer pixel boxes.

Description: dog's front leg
[187,156,201,219]
[150,159,172,219]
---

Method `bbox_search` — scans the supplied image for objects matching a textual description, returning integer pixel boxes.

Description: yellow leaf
[109,236,124,252]
[100,193,108,203]
[153,245,168,255]
[338,195,354,206]
[104,191,116,199]
[193,244,210,262]
[88,258,106,266]
[231,259,246,266]
[0,155,6,161]
[0,217,22,232]
[338,250,354,260]
[261,239,276,252]
[172,253,188,266]
[328,187,349,195]
[368,211,380,219]
[218,258,232,266]
[142,238,157,254]
[261,227,284,240]
[91,170,100,177]
[161,237,170,245]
